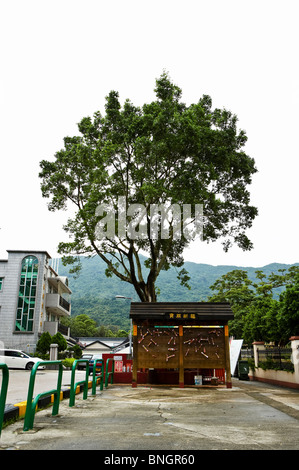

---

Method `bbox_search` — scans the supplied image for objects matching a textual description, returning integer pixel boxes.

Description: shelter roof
[129,302,233,323]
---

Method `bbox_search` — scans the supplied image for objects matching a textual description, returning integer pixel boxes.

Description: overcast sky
[0,0,298,268]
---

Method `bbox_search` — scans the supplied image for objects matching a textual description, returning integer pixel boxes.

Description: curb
[2,378,102,427]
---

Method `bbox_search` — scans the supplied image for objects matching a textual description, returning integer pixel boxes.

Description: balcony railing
[59,296,70,312]
[58,322,69,336]
[43,321,70,337]
[46,293,71,316]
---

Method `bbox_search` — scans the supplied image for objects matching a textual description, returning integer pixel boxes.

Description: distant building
[0,250,72,352]
[78,337,129,357]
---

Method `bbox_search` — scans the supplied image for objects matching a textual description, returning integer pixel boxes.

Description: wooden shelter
[130,302,234,388]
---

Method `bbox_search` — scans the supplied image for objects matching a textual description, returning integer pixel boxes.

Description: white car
[0,349,45,370]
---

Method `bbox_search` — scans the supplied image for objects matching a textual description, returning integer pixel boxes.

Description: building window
[15,256,38,332]
[0,278,3,290]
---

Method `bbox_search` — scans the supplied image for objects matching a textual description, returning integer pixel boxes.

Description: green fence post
[0,363,9,436]
[69,359,90,407]
[92,359,104,395]
[23,360,63,432]
[105,358,114,388]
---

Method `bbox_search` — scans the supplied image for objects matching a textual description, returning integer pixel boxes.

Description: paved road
[1,374,299,452]
[3,369,87,405]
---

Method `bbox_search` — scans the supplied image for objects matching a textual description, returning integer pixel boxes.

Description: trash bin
[148,368,157,384]
[238,360,249,380]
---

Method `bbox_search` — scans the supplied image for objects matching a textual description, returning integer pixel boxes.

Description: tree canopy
[277,273,299,342]
[39,72,258,301]
[209,266,299,344]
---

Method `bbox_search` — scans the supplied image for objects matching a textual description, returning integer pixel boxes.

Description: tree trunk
[132,279,157,302]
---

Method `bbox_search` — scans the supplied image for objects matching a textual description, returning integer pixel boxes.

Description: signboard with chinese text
[168,312,197,320]
[114,361,123,372]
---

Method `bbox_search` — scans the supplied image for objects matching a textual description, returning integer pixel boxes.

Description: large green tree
[277,273,299,342]
[209,270,256,339]
[209,266,299,343]
[66,314,99,337]
[39,72,258,301]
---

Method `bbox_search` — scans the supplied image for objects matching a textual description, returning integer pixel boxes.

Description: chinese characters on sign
[114,361,123,372]
[168,313,196,319]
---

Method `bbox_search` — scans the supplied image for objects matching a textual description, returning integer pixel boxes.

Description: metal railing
[257,347,293,371]
[0,358,115,435]
[69,359,90,407]
[105,359,114,388]
[59,295,71,312]
[0,364,9,436]
[58,322,69,336]
[91,359,104,395]
[23,361,63,432]
[240,348,254,359]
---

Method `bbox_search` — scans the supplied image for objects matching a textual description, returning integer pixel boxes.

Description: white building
[0,250,72,352]
[79,337,131,357]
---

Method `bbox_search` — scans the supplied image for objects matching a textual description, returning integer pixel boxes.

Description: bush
[36,332,52,354]
[258,359,294,373]
[62,358,75,369]
[35,353,50,360]
[70,344,82,359]
[51,332,67,352]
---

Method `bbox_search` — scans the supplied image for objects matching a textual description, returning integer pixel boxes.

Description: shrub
[62,358,75,369]
[258,359,294,373]
[36,332,52,354]
[51,332,67,352]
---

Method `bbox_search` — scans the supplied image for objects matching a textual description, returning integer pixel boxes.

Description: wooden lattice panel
[136,325,225,369]
[183,327,225,368]
[137,326,179,368]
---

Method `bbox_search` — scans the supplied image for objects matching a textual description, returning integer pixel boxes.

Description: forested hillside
[57,255,299,331]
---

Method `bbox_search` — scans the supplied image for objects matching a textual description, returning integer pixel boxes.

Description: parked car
[88,355,103,375]
[0,349,45,370]
[77,354,93,369]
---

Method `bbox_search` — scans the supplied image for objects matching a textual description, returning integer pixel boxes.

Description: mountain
[57,255,299,331]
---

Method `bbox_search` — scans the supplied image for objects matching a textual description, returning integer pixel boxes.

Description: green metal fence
[69,359,90,407]
[105,358,114,388]
[1,357,115,435]
[91,359,104,395]
[23,361,63,432]
[0,364,9,436]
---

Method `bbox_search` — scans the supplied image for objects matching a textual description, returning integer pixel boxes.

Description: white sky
[0,0,298,268]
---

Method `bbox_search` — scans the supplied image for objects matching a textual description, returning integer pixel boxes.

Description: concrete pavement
[3,369,88,405]
[1,377,299,451]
